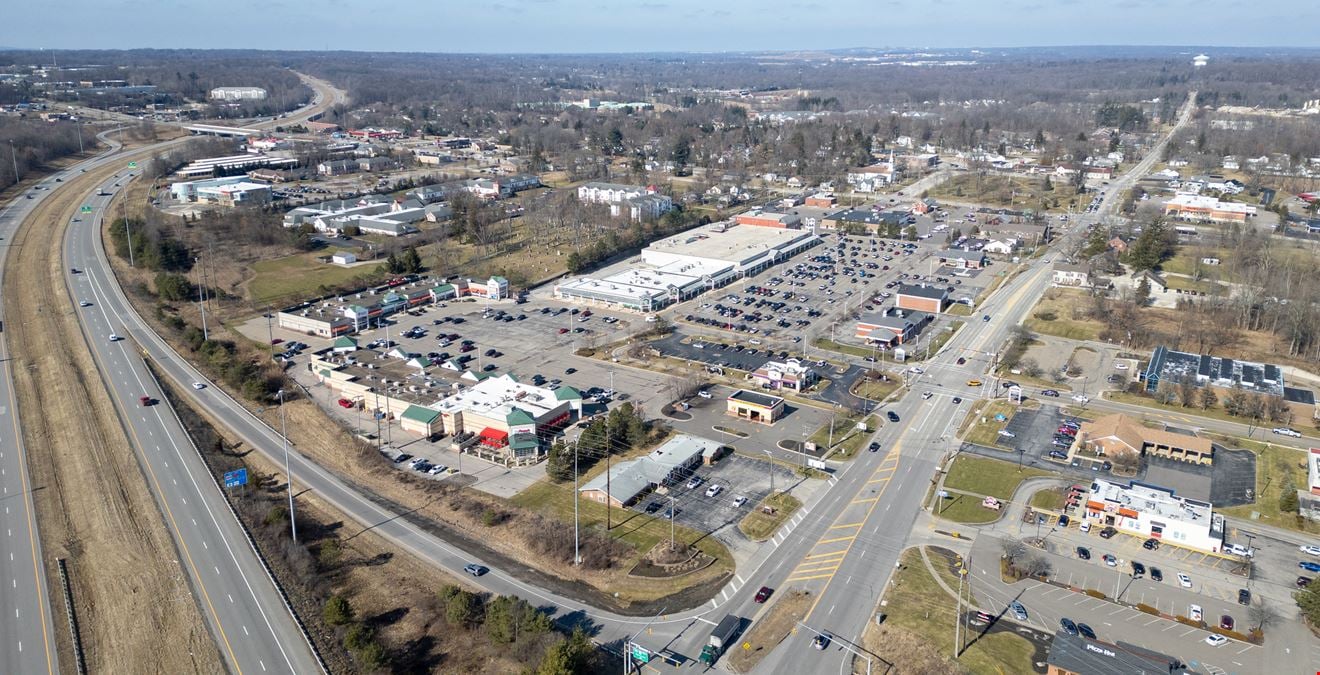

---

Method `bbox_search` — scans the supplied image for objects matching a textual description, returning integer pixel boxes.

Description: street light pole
[264,313,275,358]
[196,256,208,341]
[8,139,17,186]
[278,389,297,543]
[573,442,581,565]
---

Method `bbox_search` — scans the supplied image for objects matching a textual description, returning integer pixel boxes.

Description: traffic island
[738,492,802,542]
[726,589,813,674]
[628,542,715,579]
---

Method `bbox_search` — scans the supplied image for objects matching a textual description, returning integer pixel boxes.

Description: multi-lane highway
[0,75,339,673]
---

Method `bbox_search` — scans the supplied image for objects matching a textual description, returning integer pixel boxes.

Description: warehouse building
[579,434,721,507]
[168,175,272,207]
[209,86,268,101]
[555,221,819,311]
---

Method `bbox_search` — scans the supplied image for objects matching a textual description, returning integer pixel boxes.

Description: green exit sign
[80,205,93,213]
[127,161,137,169]
[629,645,650,663]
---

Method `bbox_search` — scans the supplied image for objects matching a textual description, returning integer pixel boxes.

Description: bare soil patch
[4,139,221,674]
[726,589,812,673]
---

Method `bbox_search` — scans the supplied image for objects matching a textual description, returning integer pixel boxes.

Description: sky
[3,0,1317,52]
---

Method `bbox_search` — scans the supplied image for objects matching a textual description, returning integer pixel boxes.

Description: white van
[1225,544,1254,558]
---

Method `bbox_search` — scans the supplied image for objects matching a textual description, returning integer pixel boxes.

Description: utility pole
[669,494,676,552]
[264,313,275,358]
[278,389,297,543]
[954,565,964,658]
[195,256,208,340]
[573,442,581,565]
[605,453,612,530]
[8,139,17,186]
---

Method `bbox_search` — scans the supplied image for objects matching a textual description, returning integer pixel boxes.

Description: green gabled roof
[506,407,535,426]
[490,275,508,284]
[510,433,539,450]
[432,283,456,295]
[554,385,582,401]
[333,336,358,349]
[465,370,493,382]
[401,405,440,424]
[409,357,432,368]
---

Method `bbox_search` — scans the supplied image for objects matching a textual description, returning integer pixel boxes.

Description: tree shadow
[389,634,441,675]
[367,605,409,629]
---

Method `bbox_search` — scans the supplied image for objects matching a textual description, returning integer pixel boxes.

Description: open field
[961,400,1019,447]
[1024,288,1104,341]
[943,455,1052,501]
[935,493,1007,524]
[6,139,221,673]
[852,547,1035,675]
[245,252,385,304]
[928,173,1084,211]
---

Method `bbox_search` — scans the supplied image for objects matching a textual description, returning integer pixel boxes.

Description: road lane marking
[785,573,835,583]
[828,522,864,530]
[816,536,854,546]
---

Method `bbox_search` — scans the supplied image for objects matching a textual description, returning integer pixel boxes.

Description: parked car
[1131,561,1145,576]
[1177,572,1193,588]
[1205,634,1228,647]
[1150,567,1163,582]
[1102,554,1117,567]
[393,454,412,464]
[1300,561,1320,573]
[732,495,748,508]
[1143,538,1160,550]
[1009,601,1028,621]
[1059,618,1078,636]
[686,476,703,489]
[1076,546,1090,560]
[704,484,723,498]
[644,502,662,514]
[1077,623,1096,640]
[1298,576,1313,588]
[1300,544,1320,556]
[1099,526,1117,539]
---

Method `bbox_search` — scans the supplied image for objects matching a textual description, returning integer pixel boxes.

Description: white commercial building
[555,222,819,312]
[1081,479,1225,553]
[577,181,672,221]
[209,86,268,101]
[169,175,272,206]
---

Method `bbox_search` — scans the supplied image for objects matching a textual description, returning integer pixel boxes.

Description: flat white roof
[434,374,560,418]
[1089,478,1214,527]
[1166,193,1255,215]
[645,222,816,266]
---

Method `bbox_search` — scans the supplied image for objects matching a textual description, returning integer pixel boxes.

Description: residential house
[1052,262,1092,287]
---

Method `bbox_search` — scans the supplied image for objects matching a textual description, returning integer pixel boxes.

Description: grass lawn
[812,337,876,358]
[943,455,1052,501]
[1030,488,1067,511]
[246,253,384,305]
[852,376,901,402]
[510,479,734,591]
[962,400,1019,448]
[1023,288,1103,341]
[928,173,1081,212]
[1102,389,1269,428]
[808,413,865,449]
[947,303,973,316]
[923,320,964,358]
[829,415,881,460]
[738,492,803,541]
[935,492,1005,524]
[1162,275,1225,295]
[854,548,1036,674]
[1218,440,1320,535]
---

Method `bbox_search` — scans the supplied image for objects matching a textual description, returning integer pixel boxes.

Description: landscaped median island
[738,492,802,541]
[851,547,1039,675]
[934,455,1053,524]
[807,412,880,459]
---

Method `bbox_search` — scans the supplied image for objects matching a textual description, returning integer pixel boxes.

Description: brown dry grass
[4,135,221,673]
[727,589,813,673]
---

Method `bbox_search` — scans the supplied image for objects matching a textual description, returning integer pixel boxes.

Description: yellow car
[966,379,983,387]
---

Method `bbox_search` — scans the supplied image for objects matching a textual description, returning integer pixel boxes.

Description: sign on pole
[127,161,138,169]
[629,644,651,663]
[80,205,93,213]
[223,468,248,488]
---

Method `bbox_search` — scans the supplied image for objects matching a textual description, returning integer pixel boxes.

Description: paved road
[752,92,1202,675]
[0,170,79,675]
[0,75,344,673]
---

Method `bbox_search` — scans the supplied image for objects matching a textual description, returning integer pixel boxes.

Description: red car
[139,396,153,407]
[581,310,592,317]
[1219,615,1234,630]
[337,398,355,409]
[271,338,284,345]
[754,586,773,603]
[558,328,569,334]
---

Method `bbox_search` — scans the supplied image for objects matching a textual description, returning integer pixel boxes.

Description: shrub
[1033,310,1057,321]
[264,505,289,526]
[317,539,342,569]
[1084,589,1106,599]
[1136,603,1160,615]
[322,594,354,626]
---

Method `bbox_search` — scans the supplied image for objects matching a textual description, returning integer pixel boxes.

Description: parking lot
[628,453,798,547]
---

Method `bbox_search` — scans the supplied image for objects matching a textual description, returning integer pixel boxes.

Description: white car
[909,367,924,374]
[704,484,723,498]
[686,477,703,490]
[732,495,747,508]
[922,391,933,400]
[79,300,92,307]
[697,390,713,399]
[1204,634,1227,647]
[1273,427,1303,438]
[108,333,122,342]
[998,429,1016,438]
[1113,363,1129,370]
[1177,573,1193,588]
[1071,395,1090,404]
[1189,604,1203,621]
[1300,545,1320,556]
[191,382,206,390]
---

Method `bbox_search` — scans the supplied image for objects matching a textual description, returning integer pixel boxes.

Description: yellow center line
[851,497,880,504]
[792,562,843,574]
[785,572,836,583]
[828,521,865,530]
[802,438,907,621]
[815,536,855,546]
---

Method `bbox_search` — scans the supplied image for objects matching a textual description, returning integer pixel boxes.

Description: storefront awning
[478,427,509,447]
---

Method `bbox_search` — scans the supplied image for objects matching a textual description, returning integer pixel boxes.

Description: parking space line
[1107,607,1125,616]
[1142,617,1160,626]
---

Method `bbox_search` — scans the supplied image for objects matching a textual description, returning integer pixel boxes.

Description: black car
[643,502,663,514]
[565,367,577,374]
[1143,538,1160,550]
[1131,561,1146,576]
[1076,546,1091,560]
[1150,567,1163,582]
[1059,618,1078,636]
[1238,588,1251,605]
[464,564,488,577]
[1099,526,1117,539]
[869,442,881,453]
[393,453,413,464]
[887,411,900,422]
[1077,623,1096,640]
